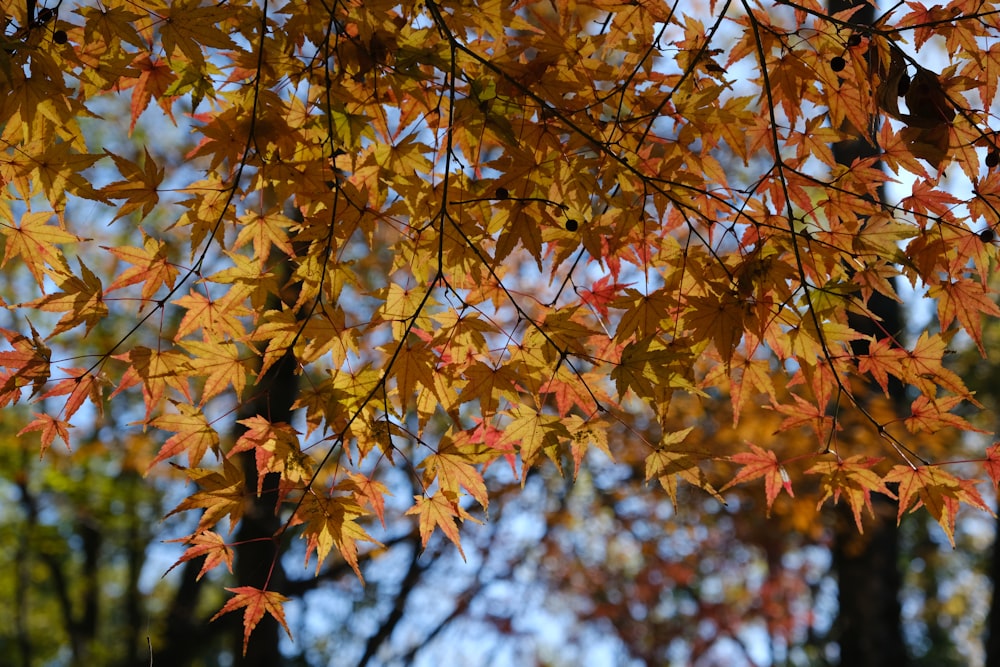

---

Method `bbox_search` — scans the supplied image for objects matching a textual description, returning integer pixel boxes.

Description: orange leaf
[40,367,103,421]
[406,491,480,559]
[296,492,380,579]
[101,148,165,221]
[579,275,632,319]
[0,212,83,289]
[0,323,51,401]
[166,530,234,580]
[128,56,177,134]
[167,458,246,532]
[645,427,723,506]
[20,259,107,336]
[806,455,894,532]
[684,293,745,364]
[904,332,971,399]
[420,440,489,509]
[149,402,221,468]
[181,340,250,404]
[927,278,1000,356]
[904,394,983,433]
[18,413,72,457]
[502,404,570,470]
[103,235,179,308]
[722,442,793,515]
[112,346,193,420]
[883,465,979,546]
[343,471,391,527]
[984,443,1000,488]
[857,336,908,397]
[210,586,291,655]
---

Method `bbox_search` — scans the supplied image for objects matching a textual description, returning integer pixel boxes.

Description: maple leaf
[0,323,51,401]
[112,346,193,420]
[857,336,908,397]
[773,392,836,444]
[166,531,234,580]
[211,587,291,656]
[209,252,283,314]
[913,332,973,395]
[984,443,1000,489]
[234,211,296,267]
[727,353,777,424]
[18,413,73,457]
[20,259,107,336]
[126,56,178,134]
[612,336,698,400]
[230,416,310,494]
[579,275,632,319]
[158,0,235,69]
[103,235,180,307]
[11,0,1000,649]
[342,471,391,527]
[180,340,250,404]
[172,290,250,341]
[0,211,85,288]
[40,367,104,421]
[566,415,614,479]
[406,491,481,559]
[927,279,1000,356]
[612,288,677,341]
[721,442,794,515]
[806,455,894,533]
[420,439,489,509]
[149,402,221,468]
[100,149,165,221]
[167,458,246,532]
[296,493,380,579]
[904,394,983,434]
[644,427,723,505]
[502,404,571,470]
[493,203,545,265]
[884,465,982,546]
[685,293,746,364]
[381,337,438,409]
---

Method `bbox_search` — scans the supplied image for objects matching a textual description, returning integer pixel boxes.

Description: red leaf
[579,275,632,318]
[721,442,793,514]
[210,586,291,655]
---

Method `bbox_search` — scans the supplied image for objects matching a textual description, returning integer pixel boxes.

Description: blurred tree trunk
[232,203,305,666]
[828,1,908,664]
[985,522,1000,665]
[987,544,1000,665]
[232,347,296,666]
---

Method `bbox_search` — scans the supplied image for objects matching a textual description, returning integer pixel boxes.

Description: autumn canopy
[2,0,1000,649]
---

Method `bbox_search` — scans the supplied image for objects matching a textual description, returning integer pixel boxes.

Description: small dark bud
[52,29,67,44]
[496,187,509,200]
[980,228,995,243]
[830,56,846,72]
[565,219,578,232]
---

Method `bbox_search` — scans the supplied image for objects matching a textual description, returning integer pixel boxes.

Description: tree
[2,0,1000,660]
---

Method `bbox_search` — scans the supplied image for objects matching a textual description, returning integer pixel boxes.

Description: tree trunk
[827,0,909,664]
[232,348,297,666]
[984,523,1000,665]
[231,202,305,666]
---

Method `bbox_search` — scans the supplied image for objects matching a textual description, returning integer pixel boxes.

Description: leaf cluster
[3,0,1000,645]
